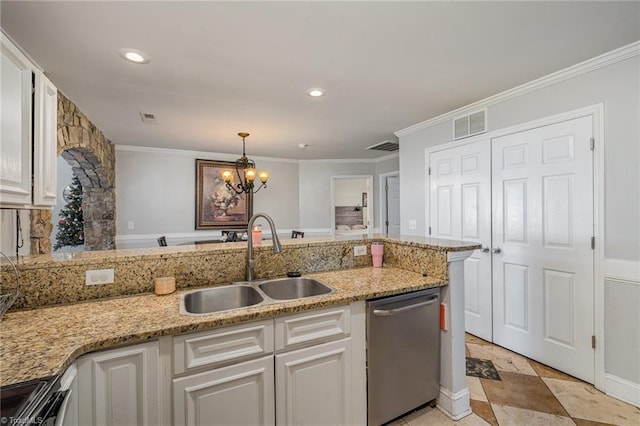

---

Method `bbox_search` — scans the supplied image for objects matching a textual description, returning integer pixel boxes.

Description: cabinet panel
[275,305,350,351]
[0,33,33,205]
[33,72,57,206]
[173,355,274,426]
[78,341,160,426]
[275,338,352,425]
[174,319,273,375]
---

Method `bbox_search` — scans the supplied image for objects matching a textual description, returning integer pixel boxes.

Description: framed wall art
[195,159,253,229]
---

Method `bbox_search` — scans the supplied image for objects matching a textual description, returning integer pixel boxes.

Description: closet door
[429,139,492,341]
[492,115,594,383]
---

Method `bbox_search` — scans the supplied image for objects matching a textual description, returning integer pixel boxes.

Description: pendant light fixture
[221,132,269,194]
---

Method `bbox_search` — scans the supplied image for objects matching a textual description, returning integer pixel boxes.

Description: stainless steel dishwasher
[367,288,440,425]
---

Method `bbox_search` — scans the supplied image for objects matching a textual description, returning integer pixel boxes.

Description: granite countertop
[0,266,445,387]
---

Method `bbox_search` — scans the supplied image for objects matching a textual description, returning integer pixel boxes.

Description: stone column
[30,210,53,254]
[437,249,474,420]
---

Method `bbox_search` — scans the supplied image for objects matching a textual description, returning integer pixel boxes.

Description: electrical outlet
[408,220,417,230]
[127,221,135,230]
[86,269,114,286]
[354,245,367,256]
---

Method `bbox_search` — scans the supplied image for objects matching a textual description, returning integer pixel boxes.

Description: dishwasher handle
[373,296,438,317]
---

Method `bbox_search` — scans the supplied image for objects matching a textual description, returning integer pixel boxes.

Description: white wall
[397,48,640,404]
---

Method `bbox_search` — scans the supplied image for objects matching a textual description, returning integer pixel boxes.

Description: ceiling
[1,1,638,160]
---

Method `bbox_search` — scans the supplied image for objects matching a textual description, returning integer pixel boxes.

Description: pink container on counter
[371,243,384,267]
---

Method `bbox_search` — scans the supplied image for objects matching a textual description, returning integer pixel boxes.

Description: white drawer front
[174,319,274,375]
[275,305,351,351]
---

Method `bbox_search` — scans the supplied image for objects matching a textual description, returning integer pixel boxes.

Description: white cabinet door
[33,71,57,206]
[492,116,594,382]
[173,355,275,426]
[275,338,352,426]
[77,341,161,426]
[0,33,33,206]
[429,139,493,340]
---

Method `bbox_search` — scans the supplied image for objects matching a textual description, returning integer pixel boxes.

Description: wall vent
[366,140,399,152]
[139,112,158,124]
[453,109,486,140]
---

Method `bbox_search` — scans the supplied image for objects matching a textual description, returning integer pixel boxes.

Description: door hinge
[428,226,432,235]
[591,236,595,249]
[590,138,595,151]
[592,335,596,349]
[428,166,431,176]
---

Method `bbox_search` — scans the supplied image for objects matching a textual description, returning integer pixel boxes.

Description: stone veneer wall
[30,92,116,253]
[2,239,448,311]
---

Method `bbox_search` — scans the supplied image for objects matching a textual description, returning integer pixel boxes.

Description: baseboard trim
[605,374,640,408]
[437,386,472,420]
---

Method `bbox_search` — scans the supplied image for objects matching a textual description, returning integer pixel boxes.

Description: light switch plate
[354,245,367,256]
[86,269,114,285]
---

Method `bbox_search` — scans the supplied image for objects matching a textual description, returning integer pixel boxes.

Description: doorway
[379,172,400,234]
[330,175,373,235]
[428,113,596,384]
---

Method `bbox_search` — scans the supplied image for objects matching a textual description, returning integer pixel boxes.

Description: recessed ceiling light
[118,48,150,64]
[307,88,325,97]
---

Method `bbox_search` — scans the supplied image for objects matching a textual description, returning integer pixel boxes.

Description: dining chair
[291,230,305,239]
[157,236,168,247]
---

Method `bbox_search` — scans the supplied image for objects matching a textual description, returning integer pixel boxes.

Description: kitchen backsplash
[0,236,450,311]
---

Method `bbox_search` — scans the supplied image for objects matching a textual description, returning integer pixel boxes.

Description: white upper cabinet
[0,32,57,208]
[33,71,58,206]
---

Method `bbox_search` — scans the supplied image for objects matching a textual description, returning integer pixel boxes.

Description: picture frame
[362,192,368,208]
[195,159,253,229]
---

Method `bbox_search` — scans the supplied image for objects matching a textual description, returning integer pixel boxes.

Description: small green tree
[54,175,84,250]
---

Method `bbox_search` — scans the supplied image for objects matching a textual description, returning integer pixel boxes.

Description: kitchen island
[0,234,479,422]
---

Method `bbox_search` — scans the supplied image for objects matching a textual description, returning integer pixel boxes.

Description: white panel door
[275,338,352,425]
[429,139,492,341]
[492,116,594,382]
[385,175,401,234]
[173,355,275,426]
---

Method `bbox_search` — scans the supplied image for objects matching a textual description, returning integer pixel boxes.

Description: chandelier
[221,132,269,195]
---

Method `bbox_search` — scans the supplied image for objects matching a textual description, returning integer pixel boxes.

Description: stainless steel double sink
[180,277,335,315]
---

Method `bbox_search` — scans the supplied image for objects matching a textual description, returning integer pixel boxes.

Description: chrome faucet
[246,213,282,281]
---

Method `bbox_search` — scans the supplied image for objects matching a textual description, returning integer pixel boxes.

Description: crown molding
[115,144,399,164]
[395,40,640,138]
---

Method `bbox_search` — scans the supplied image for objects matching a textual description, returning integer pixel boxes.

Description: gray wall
[115,148,398,241]
[398,56,639,262]
[397,53,640,396]
[605,279,639,384]
[297,157,399,230]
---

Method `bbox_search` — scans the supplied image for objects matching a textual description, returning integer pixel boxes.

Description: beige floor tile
[543,377,640,426]
[403,406,490,425]
[467,376,488,402]
[465,333,492,346]
[491,403,576,425]
[528,358,582,382]
[466,342,537,376]
[470,400,498,426]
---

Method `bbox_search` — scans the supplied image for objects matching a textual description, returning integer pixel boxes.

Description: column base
[437,386,472,420]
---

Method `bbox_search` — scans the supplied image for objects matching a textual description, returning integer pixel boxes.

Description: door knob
[480,246,490,253]
[492,247,502,254]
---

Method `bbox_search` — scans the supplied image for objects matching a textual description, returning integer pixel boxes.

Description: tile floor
[390,334,640,426]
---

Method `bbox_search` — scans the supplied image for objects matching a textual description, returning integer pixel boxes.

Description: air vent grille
[139,112,158,124]
[453,109,486,140]
[366,140,399,152]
